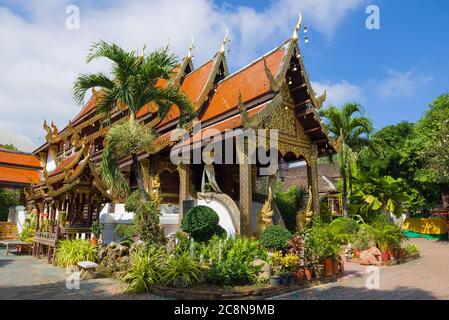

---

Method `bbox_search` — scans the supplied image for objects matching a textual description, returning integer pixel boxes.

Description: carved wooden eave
[170,55,195,90]
[270,39,326,109]
[194,51,229,111]
[44,145,87,186]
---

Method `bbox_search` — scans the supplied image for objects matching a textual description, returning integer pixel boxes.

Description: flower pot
[399,248,406,258]
[381,251,390,262]
[304,267,313,281]
[332,259,339,275]
[90,237,98,246]
[388,249,395,260]
[323,258,334,277]
[354,249,361,258]
[281,273,295,285]
[270,276,283,286]
[295,269,305,283]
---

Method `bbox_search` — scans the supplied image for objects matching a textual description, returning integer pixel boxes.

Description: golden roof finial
[291,12,303,42]
[219,28,230,54]
[187,35,195,59]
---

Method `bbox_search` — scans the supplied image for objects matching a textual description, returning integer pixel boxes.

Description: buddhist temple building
[27,19,337,245]
[0,148,41,230]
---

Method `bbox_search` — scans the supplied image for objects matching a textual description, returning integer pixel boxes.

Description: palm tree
[319,103,374,216]
[73,41,195,198]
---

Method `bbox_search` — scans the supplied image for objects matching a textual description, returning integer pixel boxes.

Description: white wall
[197,198,236,238]
[99,203,181,243]
[8,205,26,233]
[46,148,57,172]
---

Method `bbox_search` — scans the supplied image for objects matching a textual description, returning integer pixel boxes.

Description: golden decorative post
[307,144,320,215]
[238,143,253,236]
[177,163,191,224]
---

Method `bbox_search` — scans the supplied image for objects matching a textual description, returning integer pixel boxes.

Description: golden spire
[291,12,303,42]
[219,29,230,54]
[187,35,195,59]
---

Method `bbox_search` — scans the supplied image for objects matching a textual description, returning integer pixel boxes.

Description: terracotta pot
[332,259,339,275]
[323,258,334,277]
[90,237,98,246]
[295,269,305,283]
[354,249,361,258]
[388,249,395,260]
[381,251,390,262]
[304,267,313,281]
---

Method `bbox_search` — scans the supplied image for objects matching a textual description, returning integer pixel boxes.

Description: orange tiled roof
[0,166,40,185]
[72,95,97,124]
[200,47,286,123]
[156,59,215,127]
[172,102,270,149]
[47,151,81,178]
[0,150,41,168]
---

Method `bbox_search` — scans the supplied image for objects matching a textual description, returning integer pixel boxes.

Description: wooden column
[177,163,191,224]
[239,147,253,236]
[307,144,320,215]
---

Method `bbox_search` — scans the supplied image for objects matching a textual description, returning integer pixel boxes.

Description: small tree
[0,189,19,221]
[73,41,195,199]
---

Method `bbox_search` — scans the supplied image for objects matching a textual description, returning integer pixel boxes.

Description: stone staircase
[0,222,19,240]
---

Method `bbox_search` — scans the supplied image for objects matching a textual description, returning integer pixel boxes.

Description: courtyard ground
[0,238,447,300]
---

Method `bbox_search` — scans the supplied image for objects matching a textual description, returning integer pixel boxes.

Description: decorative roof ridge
[216,40,289,87]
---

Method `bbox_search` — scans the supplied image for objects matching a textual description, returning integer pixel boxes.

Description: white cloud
[312,81,364,106]
[0,0,364,145]
[376,68,433,99]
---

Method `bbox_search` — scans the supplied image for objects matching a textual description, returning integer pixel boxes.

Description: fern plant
[161,253,203,288]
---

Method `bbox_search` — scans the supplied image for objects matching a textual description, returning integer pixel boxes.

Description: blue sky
[0,0,448,146]
[221,0,449,130]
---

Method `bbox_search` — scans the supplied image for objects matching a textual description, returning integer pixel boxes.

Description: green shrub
[353,224,374,250]
[55,240,98,267]
[121,244,166,293]
[161,253,203,288]
[259,224,291,250]
[181,206,225,242]
[125,190,165,244]
[329,217,359,245]
[303,226,340,260]
[115,224,137,245]
[202,236,266,287]
[372,220,406,251]
[208,257,258,287]
[405,243,419,255]
[274,183,305,232]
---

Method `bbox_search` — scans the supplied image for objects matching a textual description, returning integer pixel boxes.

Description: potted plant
[281,253,299,285]
[268,252,284,286]
[90,220,101,246]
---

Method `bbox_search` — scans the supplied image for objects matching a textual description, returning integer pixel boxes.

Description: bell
[304,37,309,43]
[304,26,308,33]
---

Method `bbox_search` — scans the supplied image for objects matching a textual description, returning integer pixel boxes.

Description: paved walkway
[0,249,160,300]
[270,239,449,300]
[1,238,448,300]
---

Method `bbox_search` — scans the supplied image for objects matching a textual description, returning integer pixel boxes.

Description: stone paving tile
[0,249,162,300]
